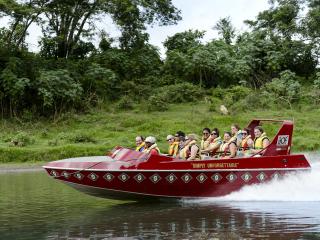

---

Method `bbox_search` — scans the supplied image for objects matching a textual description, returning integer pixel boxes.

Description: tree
[213,17,235,45]
[302,0,320,63]
[0,0,44,49]
[163,29,205,53]
[38,0,181,58]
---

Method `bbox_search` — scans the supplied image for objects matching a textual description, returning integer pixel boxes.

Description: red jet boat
[43,119,311,200]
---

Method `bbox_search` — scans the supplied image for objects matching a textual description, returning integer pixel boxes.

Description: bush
[146,94,169,112]
[48,139,59,146]
[223,85,251,106]
[310,72,320,105]
[208,97,223,112]
[212,87,225,99]
[10,131,35,147]
[210,86,252,113]
[38,69,83,110]
[116,95,134,110]
[154,83,203,103]
[263,70,301,107]
[68,133,97,144]
[145,83,202,112]
[82,64,119,100]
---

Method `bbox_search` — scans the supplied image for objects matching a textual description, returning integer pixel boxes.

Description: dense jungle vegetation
[1,0,320,162]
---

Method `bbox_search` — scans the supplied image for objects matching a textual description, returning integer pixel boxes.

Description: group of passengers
[135,124,270,160]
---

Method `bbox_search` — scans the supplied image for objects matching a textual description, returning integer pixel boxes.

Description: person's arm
[251,138,270,154]
[247,138,254,148]
[262,138,270,148]
[224,143,237,159]
[187,145,199,160]
[201,142,220,154]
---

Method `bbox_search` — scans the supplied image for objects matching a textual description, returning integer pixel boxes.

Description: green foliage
[160,83,203,102]
[82,64,118,100]
[309,72,320,104]
[1,0,320,120]
[163,29,205,53]
[146,94,169,112]
[263,70,301,106]
[116,95,135,110]
[1,68,30,99]
[1,102,320,163]
[146,83,203,112]
[10,131,34,147]
[223,86,251,106]
[68,133,97,144]
[38,69,83,109]
[213,17,235,45]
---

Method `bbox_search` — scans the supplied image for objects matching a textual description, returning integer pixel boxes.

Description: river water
[1,153,320,239]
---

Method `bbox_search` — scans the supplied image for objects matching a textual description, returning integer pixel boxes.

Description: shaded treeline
[0,0,320,119]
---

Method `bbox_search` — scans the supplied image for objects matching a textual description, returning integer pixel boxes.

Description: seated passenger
[143,136,160,155]
[231,123,242,147]
[200,128,211,151]
[175,131,186,154]
[135,136,145,152]
[201,128,222,157]
[167,134,179,157]
[238,128,254,156]
[180,134,201,161]
[251,126,270,155]
[219,132,237,158]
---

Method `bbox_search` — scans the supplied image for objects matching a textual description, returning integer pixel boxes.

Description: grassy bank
[1,102,320,163]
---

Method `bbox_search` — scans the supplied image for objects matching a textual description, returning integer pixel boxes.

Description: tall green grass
[1,102,319,163]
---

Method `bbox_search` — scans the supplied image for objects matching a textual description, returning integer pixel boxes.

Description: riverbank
[0,162,43,173]
[1,103,319,163]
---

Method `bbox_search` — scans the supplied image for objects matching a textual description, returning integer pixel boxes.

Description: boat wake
[196,152,320,202]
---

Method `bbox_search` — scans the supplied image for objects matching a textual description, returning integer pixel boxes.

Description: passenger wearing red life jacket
[241,128,254,150]
[135,136,145,152]
[143,136,160,155]
[218,132,237,158]
[237,128,254,157]
[201,128,222,157]
[180,134,201,160]
[251,126,270,155]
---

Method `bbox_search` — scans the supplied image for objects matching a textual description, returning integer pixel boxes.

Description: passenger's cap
[166,135,174,140]
[145,136,156,144]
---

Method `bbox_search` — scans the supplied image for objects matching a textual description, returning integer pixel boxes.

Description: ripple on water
[0,154,319,239]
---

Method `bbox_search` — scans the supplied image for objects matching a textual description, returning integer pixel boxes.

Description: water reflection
[0,171,320,239]
[46,201,320,239]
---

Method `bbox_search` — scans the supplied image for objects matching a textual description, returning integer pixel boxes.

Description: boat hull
[44,166,309,200]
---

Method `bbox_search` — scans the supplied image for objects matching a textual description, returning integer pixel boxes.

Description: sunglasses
[211,132,217,135]
[203,132,209,135]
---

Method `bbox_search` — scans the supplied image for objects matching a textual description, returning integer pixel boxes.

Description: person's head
[145,136,156,148]
[231,124,240,135]
[241,128,251,139]
[223,131,232,141]
[185,133,198,144]
[166,134,175,144]
[210,128,220,139]
[175,131,185,142]
[254,126,264,138]
[135,136,144,146]
[202,128,211,140]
